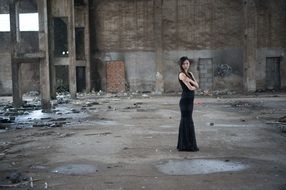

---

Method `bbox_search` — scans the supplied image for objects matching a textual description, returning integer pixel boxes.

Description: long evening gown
[177,72,199,151]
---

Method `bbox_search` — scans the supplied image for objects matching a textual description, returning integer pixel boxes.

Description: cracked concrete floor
[0,93,286,190]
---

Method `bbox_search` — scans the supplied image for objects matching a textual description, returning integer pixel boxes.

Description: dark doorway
[266,57,281,90]
[76,66,86,92]
[198,58,213,91]
[55,65,69,92]
[75,27,85,60]
[53,17,68,57]
[74,0,85,6]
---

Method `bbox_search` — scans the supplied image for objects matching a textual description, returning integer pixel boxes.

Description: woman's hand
[186,72,199,89]
[179,73,197,91]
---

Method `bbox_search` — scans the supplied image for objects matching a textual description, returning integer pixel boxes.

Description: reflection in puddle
[157,159,249,175]
[51,164,98,175]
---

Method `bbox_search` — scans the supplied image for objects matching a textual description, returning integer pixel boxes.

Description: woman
[177,56,199,152]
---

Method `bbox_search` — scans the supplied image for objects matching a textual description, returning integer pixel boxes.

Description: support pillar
[9,0,22,107]
[85,2,91,92]
[154,0,164,94]
[68,0,77,98]
[47,0,57,99]
[243,0,257,92]
[38,0,51,111]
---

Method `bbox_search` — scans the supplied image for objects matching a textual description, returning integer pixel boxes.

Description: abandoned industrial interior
[0,0,286,189]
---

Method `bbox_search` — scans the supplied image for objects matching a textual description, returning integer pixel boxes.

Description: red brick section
[106,61,126,93]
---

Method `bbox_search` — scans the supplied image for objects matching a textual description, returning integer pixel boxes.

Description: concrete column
[154,0,164,94]
[243,0,257,92]
[9,0,22,107]
[47,1,56,99]
[85,2,91,92]
[38,0,51,111]
[68,0,77,98]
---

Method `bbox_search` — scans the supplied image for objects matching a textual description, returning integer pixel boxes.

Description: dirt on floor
[0,92,286,190]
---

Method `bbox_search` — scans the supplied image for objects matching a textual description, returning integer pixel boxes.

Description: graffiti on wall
[216,64,232,77]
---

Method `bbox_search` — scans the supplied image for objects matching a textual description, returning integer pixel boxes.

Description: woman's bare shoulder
[178,72,187,80]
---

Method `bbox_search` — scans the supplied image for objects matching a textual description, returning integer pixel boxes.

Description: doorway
[266,57,281,90]
[198,58,213,91]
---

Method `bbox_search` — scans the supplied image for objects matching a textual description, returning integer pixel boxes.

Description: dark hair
[179,56,193,73]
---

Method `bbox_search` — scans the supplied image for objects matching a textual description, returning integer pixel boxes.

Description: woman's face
[182,60,190,70]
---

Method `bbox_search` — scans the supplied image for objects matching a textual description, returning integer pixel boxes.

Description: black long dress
[177,72,199,151]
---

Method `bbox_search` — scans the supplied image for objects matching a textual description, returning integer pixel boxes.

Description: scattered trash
[278,116,286,123]
[7,171,22,184]
[142,94,150,98]
[30,177,33,188]
[56,93,71,104]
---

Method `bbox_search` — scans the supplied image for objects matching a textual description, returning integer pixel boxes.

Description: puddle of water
[0,129,7,133]
[159,125,176,129]
[15,106,88,123]
[51,164,98,175]
[15,110,48,122]
[157,159,249,175]
[94,120,116,126]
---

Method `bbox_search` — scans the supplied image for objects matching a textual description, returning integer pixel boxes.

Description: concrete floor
[0,93,286,190]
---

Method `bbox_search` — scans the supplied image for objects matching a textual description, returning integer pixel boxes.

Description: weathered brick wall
[93,0,245,51]
[162,0,244,50]
[94,0,154,51]
[91,0,286,92]
[106,61,125,93]
[257,1,286,48]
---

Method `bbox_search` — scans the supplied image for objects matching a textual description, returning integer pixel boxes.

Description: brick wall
[106,61,125,93]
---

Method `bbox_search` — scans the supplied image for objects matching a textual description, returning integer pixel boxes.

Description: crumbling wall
[91,0,155,92]
[91,0,286,93]
[255,0,286,90]
[0,0,39,96]
[91,0,246,93]
[161,0,244,92]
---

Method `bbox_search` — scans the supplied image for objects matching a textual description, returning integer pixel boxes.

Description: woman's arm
[179,73,196,91]
[185,72,199,89]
